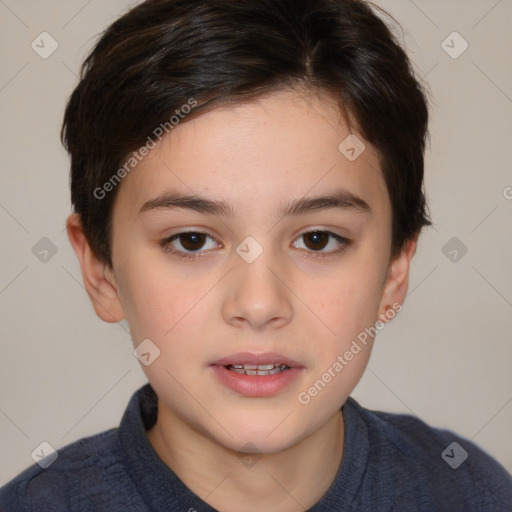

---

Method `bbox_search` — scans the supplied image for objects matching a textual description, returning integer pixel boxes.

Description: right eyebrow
[139,193,234,216]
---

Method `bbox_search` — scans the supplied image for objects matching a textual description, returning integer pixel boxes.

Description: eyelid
[160,228,220,244]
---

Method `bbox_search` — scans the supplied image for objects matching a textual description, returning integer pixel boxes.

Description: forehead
[113,89,389,221]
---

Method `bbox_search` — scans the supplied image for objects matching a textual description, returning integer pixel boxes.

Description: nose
[221,247,294,331]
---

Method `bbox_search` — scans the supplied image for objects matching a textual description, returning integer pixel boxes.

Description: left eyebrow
[278,190,371,217]
[138,189,371,217]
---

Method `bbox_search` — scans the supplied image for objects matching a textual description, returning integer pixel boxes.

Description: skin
[67,88,417,512]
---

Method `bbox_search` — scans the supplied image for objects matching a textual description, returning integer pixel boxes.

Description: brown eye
[179,232,207,251]
[292,230,351,257]
[161,231,219,257]
[303,231,329,251]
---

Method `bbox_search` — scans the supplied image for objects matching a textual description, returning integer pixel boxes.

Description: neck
[147,403,345,512]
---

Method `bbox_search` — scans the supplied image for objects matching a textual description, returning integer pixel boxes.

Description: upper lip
[211,352,303,368]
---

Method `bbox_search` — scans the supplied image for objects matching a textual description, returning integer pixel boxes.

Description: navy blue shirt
[1,384,511,511]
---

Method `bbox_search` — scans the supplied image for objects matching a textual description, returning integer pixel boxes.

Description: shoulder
[0,428,122,511]
[345,398,512,510]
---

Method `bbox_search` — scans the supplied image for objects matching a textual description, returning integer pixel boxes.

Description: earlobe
[66,213,125,323]
[378,237,418,321]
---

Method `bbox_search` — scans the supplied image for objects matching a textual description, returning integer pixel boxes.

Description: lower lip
[210,365,302,397]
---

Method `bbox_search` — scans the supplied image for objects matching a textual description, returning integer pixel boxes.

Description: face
[75,89,413,454]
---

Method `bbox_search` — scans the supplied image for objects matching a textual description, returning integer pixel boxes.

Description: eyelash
[159,230,352,261]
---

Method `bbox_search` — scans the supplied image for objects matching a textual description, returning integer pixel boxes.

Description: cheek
[295,272,383,414]
[120,265,216,392]
[310,263,385,340]
[116,256,214,345]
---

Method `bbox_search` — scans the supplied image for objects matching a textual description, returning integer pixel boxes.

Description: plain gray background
[1,0,511,484]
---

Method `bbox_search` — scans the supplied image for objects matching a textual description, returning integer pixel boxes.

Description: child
[1,0,511,510]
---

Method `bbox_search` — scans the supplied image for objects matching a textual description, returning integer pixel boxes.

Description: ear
[378,237,418,321]
[66,213,125,323]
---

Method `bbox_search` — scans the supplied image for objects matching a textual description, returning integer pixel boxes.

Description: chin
[206,411,314,455]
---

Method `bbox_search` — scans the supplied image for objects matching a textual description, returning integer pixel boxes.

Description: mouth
[210,352,303,397]
[224,363,290,376]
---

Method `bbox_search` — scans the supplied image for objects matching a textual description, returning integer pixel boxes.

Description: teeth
[242,363,279,371]
[257,364,276,371]
[225,363,290,376]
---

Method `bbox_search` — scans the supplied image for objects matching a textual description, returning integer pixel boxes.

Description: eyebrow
[139,190,371,217]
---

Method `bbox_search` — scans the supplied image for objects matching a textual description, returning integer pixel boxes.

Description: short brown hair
[62,0,431,267]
